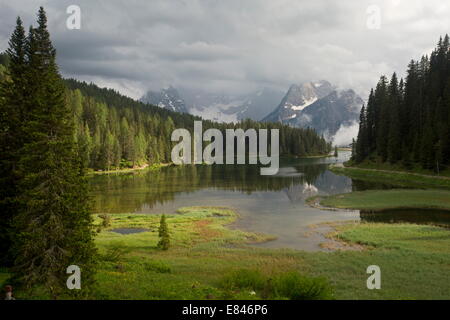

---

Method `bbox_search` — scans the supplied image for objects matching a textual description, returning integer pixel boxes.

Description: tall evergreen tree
[365,89,376,154]
[387,73,402,163]
[354,35,450,172]
[374,76,389,162]
[0,17,27,266]
[355,105,368,163]
[12,8,96,296]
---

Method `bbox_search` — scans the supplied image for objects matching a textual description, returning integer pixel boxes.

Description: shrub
[219,269,266,291]
[101,244,129,262]
[99,213,111,228]
[218,269,334,300]
[271,271,334,300]
[143,260,171,273]
[157,214,170,250]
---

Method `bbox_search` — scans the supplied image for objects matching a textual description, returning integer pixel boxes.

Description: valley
[140,80,363,145]
[3,149,450,300]
[0,3,449,303]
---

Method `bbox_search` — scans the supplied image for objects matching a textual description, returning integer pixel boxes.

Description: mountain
[185,87,285,122]
[263,81,363,140]
[263,81,334,122]
[140,86,189,113]
[141,86,284,122]
[140,81,363,143]
[288,89,363,139]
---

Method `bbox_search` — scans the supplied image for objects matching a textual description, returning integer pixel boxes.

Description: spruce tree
[355,105,368,163]
[157,214,170,250]
[365,89,376,154]
[354,35,449,171]
[374,76,389,162]
[387,73,402,163]
[12,8,96,296]
[0,17,27,266]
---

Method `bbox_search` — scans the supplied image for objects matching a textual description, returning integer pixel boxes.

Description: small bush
[99,213,111,228]
[143,260,171,273]
[219,269,266,291]
[218,269,333,300]
[157,214,170,250]
[271,271,333,300]
[101,244,129,262]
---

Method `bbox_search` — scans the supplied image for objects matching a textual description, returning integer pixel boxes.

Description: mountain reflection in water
[90,151,448,250]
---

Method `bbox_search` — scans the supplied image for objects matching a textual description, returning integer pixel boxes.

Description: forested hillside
[62,80,331,171]
[0,10,96,293]
[353,35,450,172]
[1,56,331,173]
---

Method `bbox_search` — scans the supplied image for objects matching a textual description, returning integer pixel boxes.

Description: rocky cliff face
[140,86,189,113]
[263,81,363,140]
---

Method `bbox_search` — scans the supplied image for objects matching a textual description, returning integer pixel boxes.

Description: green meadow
[314,189,450,211]
[3,206,449,300]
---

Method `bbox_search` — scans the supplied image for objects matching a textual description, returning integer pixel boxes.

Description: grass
[304,222,450,299]
[313,189,450,211]
[88,163,170,176]
[219,269,334,300]
[330,165,450,189]
[1,206,450,300]
[345,159,450,178]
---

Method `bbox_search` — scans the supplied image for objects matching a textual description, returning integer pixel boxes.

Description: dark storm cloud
[0,0,449,99]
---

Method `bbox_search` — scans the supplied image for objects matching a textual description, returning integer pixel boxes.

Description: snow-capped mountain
[140,86,189,113]
[141,86,284,122]
[263,81,363,140]
[185,88,285,122]
[140,81,363,144]
[263,81,335,123]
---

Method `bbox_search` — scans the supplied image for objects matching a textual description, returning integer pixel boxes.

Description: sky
[0,0,449,100]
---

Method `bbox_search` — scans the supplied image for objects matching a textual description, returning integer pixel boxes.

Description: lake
[89,151,450,250]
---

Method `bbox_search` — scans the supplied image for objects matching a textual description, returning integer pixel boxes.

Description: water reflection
[360,209,450,228]
[90,155,353,214]
[91,151,450,250]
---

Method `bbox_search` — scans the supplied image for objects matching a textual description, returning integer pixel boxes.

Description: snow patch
[290,97,317,111]
[189,104,239,123]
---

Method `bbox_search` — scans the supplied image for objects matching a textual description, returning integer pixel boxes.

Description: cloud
[333,121,360,147]
[0,0,448,99]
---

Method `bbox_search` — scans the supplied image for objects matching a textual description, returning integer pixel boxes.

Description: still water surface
[90,151,450,250]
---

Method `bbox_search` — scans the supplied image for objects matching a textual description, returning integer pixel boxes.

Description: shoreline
[330,165,450,189]
[4,205,450,299]
[306,189,450,212]
[88,163,172,175]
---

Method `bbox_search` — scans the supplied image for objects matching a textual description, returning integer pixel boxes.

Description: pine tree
[387,73,402,163]
[157,214,170,250]
[353,35,450,171]
[12,8,96,296]
[355,105,368,162]
[0,17,27,266]
[365,89,376,154]
[350,138,356,161]
[374,76,389,162]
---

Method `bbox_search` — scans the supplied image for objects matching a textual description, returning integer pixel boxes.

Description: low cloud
[0,0,449,99]
[332,121,359,147]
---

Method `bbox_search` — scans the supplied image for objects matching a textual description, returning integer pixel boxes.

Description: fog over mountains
[140,80,363,145]
[264,81,363,142]
[140,87,189,114]
[140,86,285,122]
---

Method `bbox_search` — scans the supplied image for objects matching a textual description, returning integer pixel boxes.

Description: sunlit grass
[330,166,450,189]
[316,189,450,211]
[2,206,449,300]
